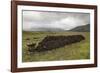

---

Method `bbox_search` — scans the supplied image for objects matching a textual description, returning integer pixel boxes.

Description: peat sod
[27,35,85,53]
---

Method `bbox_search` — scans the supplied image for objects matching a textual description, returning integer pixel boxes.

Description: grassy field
[22,31,90,62]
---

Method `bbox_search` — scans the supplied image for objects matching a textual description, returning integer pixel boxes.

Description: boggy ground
[22,31,90,62]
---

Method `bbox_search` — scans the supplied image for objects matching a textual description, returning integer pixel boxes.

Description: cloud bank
[22,11,90,31]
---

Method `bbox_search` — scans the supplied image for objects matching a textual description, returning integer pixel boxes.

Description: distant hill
[27,27,66,32]
[23,24,90,32]
[69,24,90,32]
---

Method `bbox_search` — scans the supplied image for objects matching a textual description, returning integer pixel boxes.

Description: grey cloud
[22,11,90,31]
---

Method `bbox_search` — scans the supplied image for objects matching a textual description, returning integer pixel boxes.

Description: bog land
[22,31,90,62]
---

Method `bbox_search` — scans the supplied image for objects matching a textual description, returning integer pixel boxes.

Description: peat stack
[27,35,85,52]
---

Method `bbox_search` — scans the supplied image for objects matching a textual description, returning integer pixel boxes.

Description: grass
[22,31,90,62]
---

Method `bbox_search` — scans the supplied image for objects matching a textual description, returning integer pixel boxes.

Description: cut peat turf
[27,35,85,53]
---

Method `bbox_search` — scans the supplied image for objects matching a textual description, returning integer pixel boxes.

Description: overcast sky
[22,11,90,31]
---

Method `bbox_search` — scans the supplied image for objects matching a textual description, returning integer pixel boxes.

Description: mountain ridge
[69,24,90,32]
[23,24,90,32]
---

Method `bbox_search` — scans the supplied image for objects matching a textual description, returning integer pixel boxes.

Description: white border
[17,5,94,68]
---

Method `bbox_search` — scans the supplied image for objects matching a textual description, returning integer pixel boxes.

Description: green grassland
[22,31,90,62]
